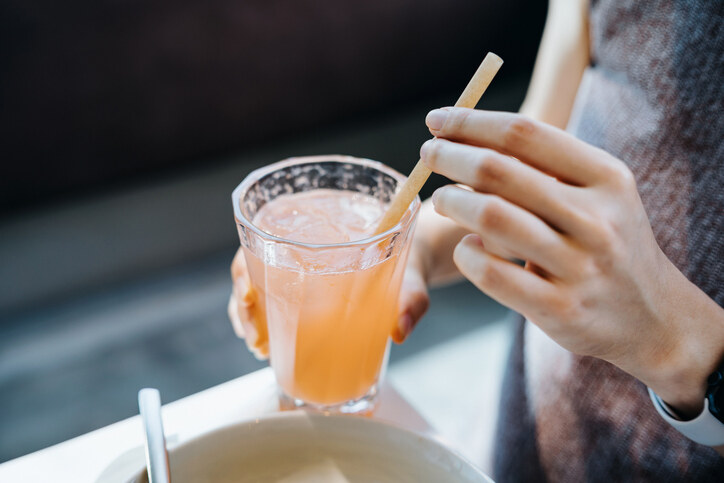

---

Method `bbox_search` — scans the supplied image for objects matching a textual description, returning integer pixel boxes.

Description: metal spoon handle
[138,388,171,483]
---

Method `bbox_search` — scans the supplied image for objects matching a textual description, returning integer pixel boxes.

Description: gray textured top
[494,1,724,481]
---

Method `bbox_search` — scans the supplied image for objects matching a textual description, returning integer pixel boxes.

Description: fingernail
[394,314,413,343]
[420,139,434,160]
[400,313,413,340]
[463,233,484,248]
[426,109,448,131]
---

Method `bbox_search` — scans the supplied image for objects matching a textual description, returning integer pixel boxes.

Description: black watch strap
[706,360,724,424]
[649,358,724,446]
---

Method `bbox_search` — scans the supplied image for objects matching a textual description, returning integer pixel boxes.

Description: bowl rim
[130,410,493,482]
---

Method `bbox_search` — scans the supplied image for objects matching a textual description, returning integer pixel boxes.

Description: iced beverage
[232,156,419,413]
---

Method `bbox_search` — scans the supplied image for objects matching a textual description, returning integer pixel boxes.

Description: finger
[235,295,269,360]
[233,294,269,360]
[426,108,617,186]
[231,247,248,281]
[230,250,270,360]
[228,293,246,338]
[434,186,576,279]
[232,275,255,329]
[230,282,268,358]
[421,138,582,233]
[453,234,561,321]
[232,249,260,306]
[392,266,430,344]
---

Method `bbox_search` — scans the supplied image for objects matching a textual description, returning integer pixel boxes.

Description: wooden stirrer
[374,52,503,235]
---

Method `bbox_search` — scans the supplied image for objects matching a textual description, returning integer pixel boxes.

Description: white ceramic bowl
[131,411,492,482]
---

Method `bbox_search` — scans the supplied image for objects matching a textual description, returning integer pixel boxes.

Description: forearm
[519,0,589,128]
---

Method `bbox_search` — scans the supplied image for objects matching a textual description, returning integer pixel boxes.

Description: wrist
[647,351,713,419]
[642,261,724,418]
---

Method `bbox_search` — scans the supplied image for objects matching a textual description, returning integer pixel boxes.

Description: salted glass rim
[231,155,421,249]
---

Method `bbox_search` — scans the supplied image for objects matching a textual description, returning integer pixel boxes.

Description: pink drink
[244,189,407,406]
[233,155,420,412]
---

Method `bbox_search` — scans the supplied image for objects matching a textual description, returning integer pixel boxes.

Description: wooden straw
[374,52,503,235]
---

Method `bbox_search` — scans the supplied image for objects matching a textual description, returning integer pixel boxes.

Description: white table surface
[0,316,512,482]
[0,367,436,483]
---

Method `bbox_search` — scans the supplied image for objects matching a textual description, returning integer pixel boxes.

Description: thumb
[230,248,270,359]
[229,265,270,360]
[392,266,430,344]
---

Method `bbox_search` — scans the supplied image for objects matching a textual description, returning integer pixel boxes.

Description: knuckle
[590,221,614,251]
[445,108,474,135]
[476,258,502,288]
[475,152,508,186]
[578,256,601,279]
[590,222,624,269]
[502,115,537,151]
[596,221,618,252]
[548,294,580,325]
[606,160,636,189]
[569,205,597,233]
[594,250,616,273]
[477,197,506,231]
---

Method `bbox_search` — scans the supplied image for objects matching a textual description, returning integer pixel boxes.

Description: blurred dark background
[0,0,546,462]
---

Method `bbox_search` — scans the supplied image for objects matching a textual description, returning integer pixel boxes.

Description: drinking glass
[232,155,420,414]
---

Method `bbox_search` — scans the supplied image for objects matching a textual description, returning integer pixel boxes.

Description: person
[229,0,724,479]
